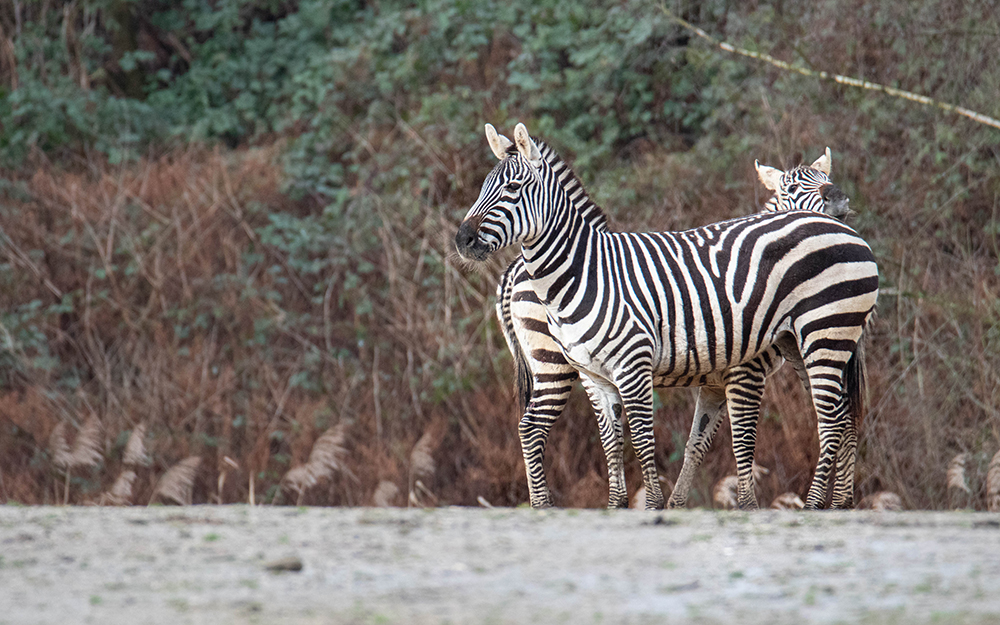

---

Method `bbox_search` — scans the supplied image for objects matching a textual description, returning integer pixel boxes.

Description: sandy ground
[2,505,1000,625]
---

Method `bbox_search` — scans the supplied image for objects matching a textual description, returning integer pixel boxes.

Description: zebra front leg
[667,386,726,509]
[581,376,628,508]
[724,363,767,510]
[615,366,664,510]
[518,386,573,509]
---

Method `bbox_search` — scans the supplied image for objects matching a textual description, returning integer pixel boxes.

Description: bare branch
[657,4,1000,130]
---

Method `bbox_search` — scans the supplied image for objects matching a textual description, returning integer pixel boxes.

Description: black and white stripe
[458,123,878,510]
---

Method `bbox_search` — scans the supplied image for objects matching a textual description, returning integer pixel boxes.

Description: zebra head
[455,123,549,261]
[755,148,851,219]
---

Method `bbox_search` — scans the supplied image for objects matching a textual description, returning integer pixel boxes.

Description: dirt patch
[2,506,999,624]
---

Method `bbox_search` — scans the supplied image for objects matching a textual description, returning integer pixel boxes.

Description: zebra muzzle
[820,183,851,219]
[455,218,491,261]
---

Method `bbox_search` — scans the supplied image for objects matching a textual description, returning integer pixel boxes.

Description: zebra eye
[505,181,522,192]
[786,183,799,193]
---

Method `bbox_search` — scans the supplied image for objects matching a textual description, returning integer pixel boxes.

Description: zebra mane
[534,139,610,233]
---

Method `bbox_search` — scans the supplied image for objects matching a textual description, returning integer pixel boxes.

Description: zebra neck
[519,198,598,310]
[537,140,609,233]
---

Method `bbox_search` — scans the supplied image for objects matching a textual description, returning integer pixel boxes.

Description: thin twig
[657,4,1000,130]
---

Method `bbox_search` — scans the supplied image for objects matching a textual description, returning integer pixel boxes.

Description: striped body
[458,123,878,509]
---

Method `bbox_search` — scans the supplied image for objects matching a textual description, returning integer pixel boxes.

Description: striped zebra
[456,123,878,510]
[497,145,852,509]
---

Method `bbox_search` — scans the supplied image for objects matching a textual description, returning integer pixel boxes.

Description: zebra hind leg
[830,421,857,508]
[802,363,851,509]
[724,363,768,510]
[667,386,727,509]
[830,344,865,508]
[581,377,628,508]
[614,365,664,510]
[518,380,574,509]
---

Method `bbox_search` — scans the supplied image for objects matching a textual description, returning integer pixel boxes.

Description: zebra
[497,144,852,509]
[456,123,878,510]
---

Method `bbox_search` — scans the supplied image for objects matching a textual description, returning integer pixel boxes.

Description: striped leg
[802,362,850,509]
[778,333,859,509]
[830,417,857,508]
[580,378,628,508]
[518,375,575,509]
[667,386,726,509]
[831,341,866,508]
[612,360,664,510]
[724,362,768,510]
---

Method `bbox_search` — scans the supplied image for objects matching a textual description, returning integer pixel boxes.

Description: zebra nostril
[456,226,472,249]
[455,220,481,255]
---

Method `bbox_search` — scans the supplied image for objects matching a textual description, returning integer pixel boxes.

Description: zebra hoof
[737,496,759,510]
[644,496,665,511]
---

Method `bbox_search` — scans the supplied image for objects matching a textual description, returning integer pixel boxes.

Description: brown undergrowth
[1,138,999,511]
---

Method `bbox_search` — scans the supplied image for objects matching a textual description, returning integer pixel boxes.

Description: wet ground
[2,505,999,624]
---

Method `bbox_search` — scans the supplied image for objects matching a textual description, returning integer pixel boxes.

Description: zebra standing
[498,145,854,509]
[456,123,878,510]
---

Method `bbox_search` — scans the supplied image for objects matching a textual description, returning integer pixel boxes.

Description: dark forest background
[2,0,999,509]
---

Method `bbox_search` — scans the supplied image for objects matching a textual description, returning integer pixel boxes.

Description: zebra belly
[545,320,618,384]
[650,370,727,389]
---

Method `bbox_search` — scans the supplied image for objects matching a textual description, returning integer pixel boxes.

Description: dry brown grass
[0,130,998,511]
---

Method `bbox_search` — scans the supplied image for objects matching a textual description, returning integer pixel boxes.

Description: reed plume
[712,475,739,509]
[152,456,202,505]
[280,424,350,505]
[100,470,138,506]
[946,453,972,509]
[49,417,104,504]
[408,428,439,507]
[986,449,1000,513]
[858,491,904,511]
[123,423,151,467]
[770,492,805,510]
[372,480,401,507]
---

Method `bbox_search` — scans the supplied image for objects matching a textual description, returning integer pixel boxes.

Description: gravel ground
[2,505,1000,624]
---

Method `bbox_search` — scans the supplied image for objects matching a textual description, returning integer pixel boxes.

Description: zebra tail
[497,262,533,412]
[845,335,867,429]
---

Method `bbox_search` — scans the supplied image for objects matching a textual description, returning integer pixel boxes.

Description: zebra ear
[485,124,513,160]
[755,160,784,192]
[513,123,543,167]
[810,147,832,175]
